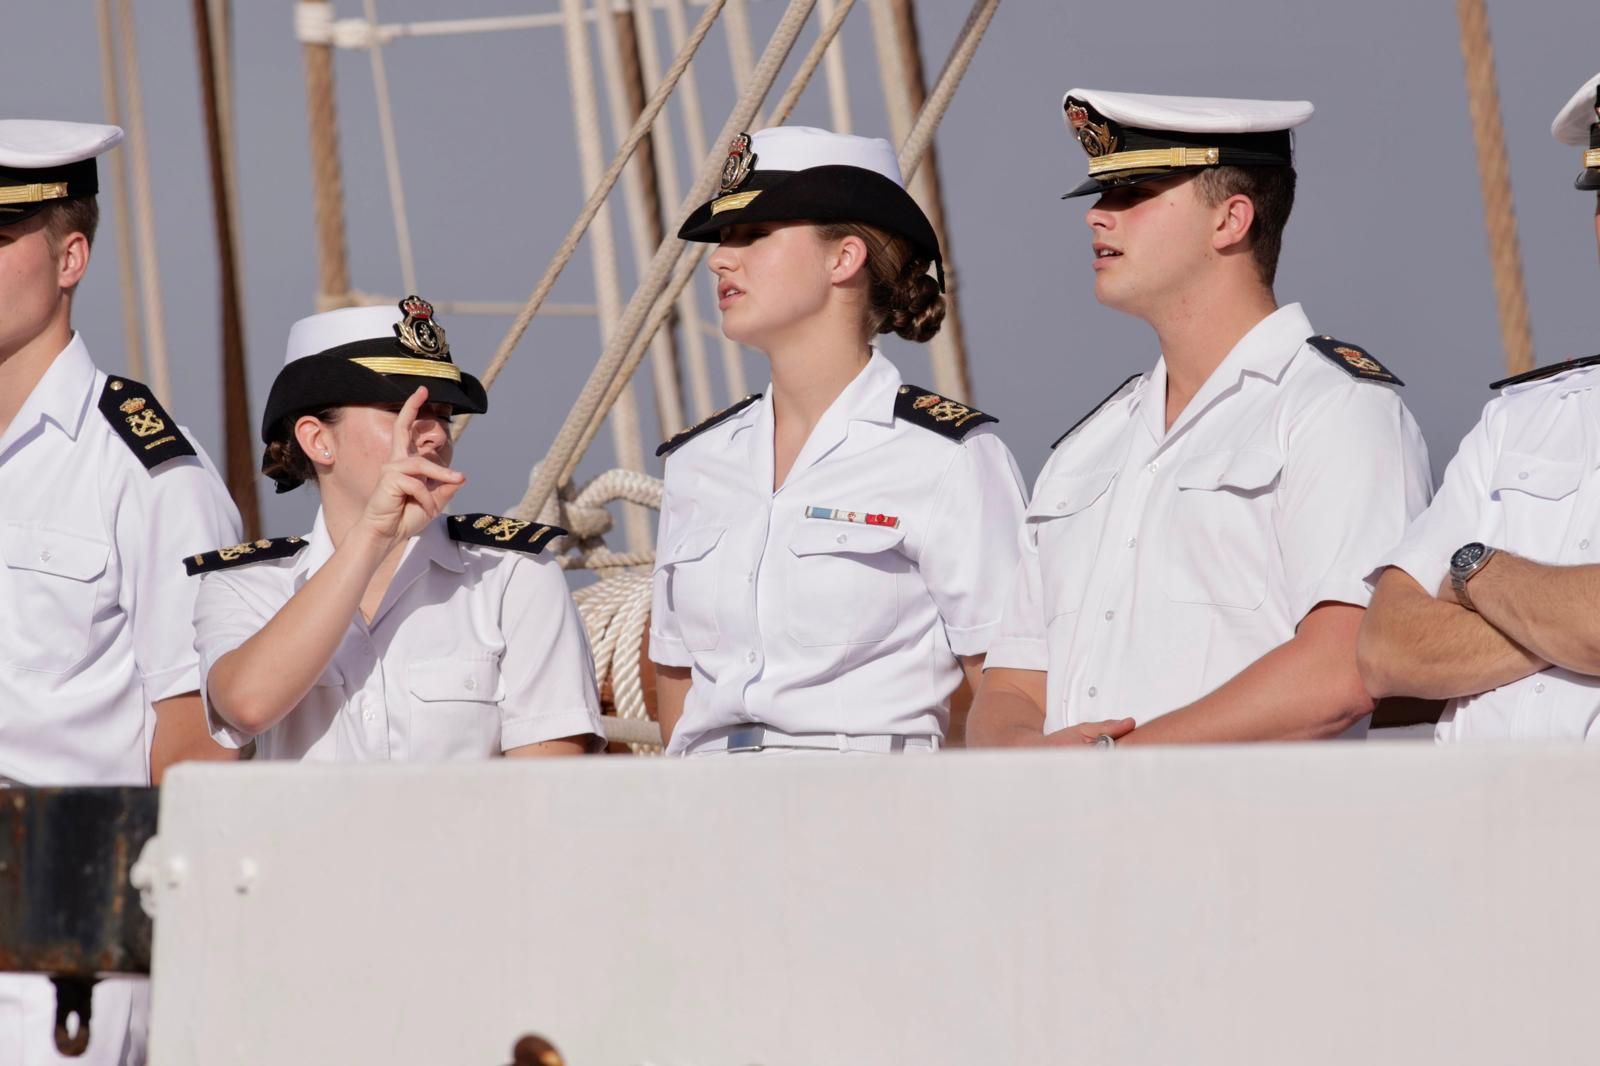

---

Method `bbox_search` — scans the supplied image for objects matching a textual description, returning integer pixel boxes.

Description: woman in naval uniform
[649,126,1029,756]
[190,299,604,761]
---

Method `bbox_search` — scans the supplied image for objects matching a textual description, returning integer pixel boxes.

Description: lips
[717,280,744,309]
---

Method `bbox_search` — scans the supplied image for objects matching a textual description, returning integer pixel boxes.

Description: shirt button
[1534,682,1546,694]
[835,533,847,544]
[1582,539,1591,551]
[1147,462,1159,474]
[362,708,375,722]
[1087,686,1098,698]
[463,677,477,692]
[38,550,51,563]
[1126,537,1137,549]
[1517,471,1529,480]
[1103,610,1115,621]
[745,651,757,664]
[746,572,754,584]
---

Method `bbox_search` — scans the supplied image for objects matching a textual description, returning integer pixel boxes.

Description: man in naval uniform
[1357,73,1600,741]
[969,90,1432,747]
[0,121,240,1064]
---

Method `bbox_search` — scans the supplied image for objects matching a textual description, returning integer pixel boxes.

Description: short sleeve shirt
[194,511,603,761]
[986,304,1433,734]
[648,350,1028,754]
[0,334,241,786]
[1378,363,1600,740]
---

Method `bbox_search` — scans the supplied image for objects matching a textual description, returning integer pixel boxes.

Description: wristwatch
[1448,542,1498,612]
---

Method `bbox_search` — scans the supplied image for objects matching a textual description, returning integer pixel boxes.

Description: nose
[708,243,735,276]
[1085,200,1113,232]
[413,411,448,449]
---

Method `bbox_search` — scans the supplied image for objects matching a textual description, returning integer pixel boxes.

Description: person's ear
[1212,193,1256,254]
[294,415,333,467]
[56,231,91,291]
[829,233,870,286]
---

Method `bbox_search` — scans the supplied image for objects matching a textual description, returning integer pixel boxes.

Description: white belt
[688,724,940,755]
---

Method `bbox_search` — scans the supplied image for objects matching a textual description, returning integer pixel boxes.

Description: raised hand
[357,387,466,550]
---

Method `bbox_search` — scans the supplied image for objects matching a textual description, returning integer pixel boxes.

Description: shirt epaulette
[656,394,761,458]
[1306,335,1404,386]
[1490,354,1600,391]
[98,376,199,470]
[448,514,566,554]
[893,385,996,441]
[184,536,307,576]
[1052,372,1141,449]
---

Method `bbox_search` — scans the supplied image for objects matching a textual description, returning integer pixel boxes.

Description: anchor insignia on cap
[720,132,757,194]
[1065,99,1117,158]
[395,294,449,360]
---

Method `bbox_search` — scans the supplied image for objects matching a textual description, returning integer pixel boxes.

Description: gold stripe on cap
[1586,148,1600,169]
[711,189,762,214]
[1087,146,1221,177]
[349,356,463,382]
[0,182,70,207]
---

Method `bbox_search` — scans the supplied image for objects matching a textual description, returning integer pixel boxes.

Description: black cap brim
[1576,169,1600,191]
[679,164,942,281]
[260,353,487,445]
[1061,168,1197,200]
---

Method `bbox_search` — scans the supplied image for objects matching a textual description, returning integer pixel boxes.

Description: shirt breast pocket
[1028,470,1117,620]
[1490,453,1581,505]
[659,524,726,652]
[785,522,908,647]
[0,523,109,674]
[407,658,503,760]
[1167,449,1283,610]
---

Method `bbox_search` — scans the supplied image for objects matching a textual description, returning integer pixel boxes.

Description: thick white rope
[94,0,146,381]
[562,0,654,556]
[361,0,420,296]
[519,0,821,520]
[116,0,173,404]
[634,0,717,422]
[898,0,998,183]
[591,0,688,437]
[453,0,729,438]
[818,0,854,134]
[574,572,662,751]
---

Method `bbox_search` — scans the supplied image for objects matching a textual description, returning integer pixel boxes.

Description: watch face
[1451,542,1488,572]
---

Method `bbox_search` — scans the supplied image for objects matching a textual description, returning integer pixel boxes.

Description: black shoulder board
[1306,335,1403,386]
[448,514,566,554]
[184,536,307,576]
[99,377,199,470]
[656,394,761,458]
[1052,372,1141,450]
[1491,354,1600,391]
[894,385,997,441]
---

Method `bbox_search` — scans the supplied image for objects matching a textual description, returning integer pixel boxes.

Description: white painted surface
[149,747,1600,1064]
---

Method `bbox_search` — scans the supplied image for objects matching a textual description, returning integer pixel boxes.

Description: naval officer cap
[1552,72,1600,190]
[0,119,124,226]
[260,296,488,489]
[678,125,944,289]
[1059,89,1314,199]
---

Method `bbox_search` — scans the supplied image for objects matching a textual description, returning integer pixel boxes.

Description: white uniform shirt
[0,334,238,1066]
[649,350,1028,754]
[0,334,241,785]
[1379,362,1600,740]
[986,304,1432,734]
[194,511,603,760]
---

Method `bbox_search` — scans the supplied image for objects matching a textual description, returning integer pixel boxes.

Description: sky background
[5,1,1598,541]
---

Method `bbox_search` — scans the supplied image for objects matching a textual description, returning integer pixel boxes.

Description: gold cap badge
[394,295,449,359]
[719,132,756,194]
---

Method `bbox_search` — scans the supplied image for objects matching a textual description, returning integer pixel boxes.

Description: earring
[321,450,332,459]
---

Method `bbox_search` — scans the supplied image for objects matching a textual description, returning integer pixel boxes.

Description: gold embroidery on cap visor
[1586,148,1600,169]
[711,189,762,215]
[348,356,464,382]
[0,182,69,206]
[1086,146,1222,178]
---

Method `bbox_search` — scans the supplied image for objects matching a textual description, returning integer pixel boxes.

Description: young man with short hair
[0,119,240,1065]
[969,90,1432,747]
[1357,73,1600,741]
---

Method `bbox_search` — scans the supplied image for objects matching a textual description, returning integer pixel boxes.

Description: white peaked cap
[1552,72,1600,145]
[1061,89,1314,134]
[748,126,904,187]
[0,120,124,168]
[283,305,405,365]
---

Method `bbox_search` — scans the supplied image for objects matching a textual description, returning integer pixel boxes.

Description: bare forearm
[1126,605,1371,744]
[967,669,1050,747]
[149,693,239,784]
[1357,570,1543,699]
[654,667,691,746]
[1471,554,1600,675]
[208,530,388,735]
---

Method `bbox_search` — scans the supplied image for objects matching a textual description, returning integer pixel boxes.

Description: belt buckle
[724,726,765,753]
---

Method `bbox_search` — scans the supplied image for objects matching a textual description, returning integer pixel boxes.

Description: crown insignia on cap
[394,295,449,360]
[118,397,146,415]
[719,132,757,194]
[1066,101,1118,158]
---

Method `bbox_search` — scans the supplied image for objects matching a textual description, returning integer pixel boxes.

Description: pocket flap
[0,523,109,582]
[409,658,500,702]
[658,525,725,566]
[789,521,906,558]
[1175,449,1283,493]
[1490,452,1582,501]
[1027,470,1117,520]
